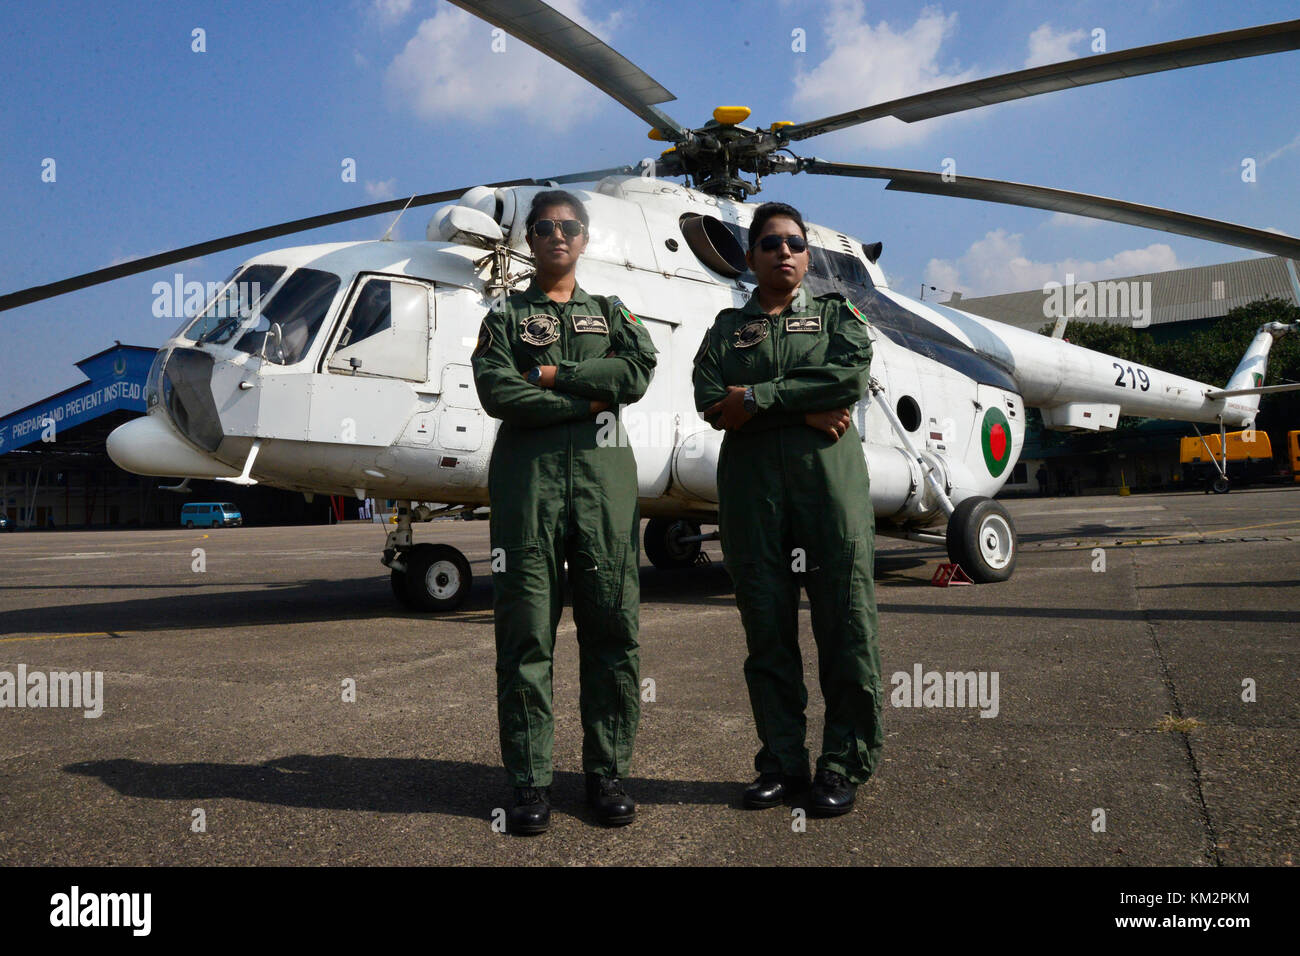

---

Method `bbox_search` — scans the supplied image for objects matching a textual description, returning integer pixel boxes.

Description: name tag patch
[571,314,609,334]
[734,319,769,349]
[520,314,560,347]
[785,315,822,333]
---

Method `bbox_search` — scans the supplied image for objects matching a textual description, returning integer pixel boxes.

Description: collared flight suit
[692,286,883,784]
[472,280,657,788]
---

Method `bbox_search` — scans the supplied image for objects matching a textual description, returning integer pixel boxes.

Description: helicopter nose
[107,415,240,478]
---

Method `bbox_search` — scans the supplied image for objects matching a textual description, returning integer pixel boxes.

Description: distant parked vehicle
[0,513,13,532]
[180,502,242,528]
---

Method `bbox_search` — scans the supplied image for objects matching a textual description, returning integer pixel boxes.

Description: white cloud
[789,2,978,149]
[925,228,1184,297]
[371,0,414,27]
[365,178,398,200]
[1261,131,1300,167]
[384,1,613,130]
[1024,24,1085,68]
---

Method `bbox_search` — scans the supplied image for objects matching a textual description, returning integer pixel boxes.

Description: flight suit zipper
[561,299,575,528]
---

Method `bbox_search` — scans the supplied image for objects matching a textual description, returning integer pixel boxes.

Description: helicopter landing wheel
[644,518,702,570]
[1212,476,1231,494]
[945,496,1017,584]
[396,543,473,612]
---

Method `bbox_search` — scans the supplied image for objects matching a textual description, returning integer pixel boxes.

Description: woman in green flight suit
[692,201,883,816]
[472,189,657,835]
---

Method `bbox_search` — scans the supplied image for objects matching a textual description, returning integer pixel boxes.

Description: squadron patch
[693,331,711,366]
[520,313,560,347]
[785,315,822,333]
[733,319,769,349]
[472,323,493,360]
[571,314,609,334]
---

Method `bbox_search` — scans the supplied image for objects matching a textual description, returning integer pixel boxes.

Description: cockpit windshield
[183,264,286,344]
[234,268,341,365]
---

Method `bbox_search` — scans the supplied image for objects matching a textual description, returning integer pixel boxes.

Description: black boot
[809,769,856,816]
[742,772,811,809]
[508,786,551,835]
[585,774,636,826]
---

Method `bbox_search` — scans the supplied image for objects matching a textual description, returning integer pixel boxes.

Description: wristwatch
[526,367,542,385]
[742,386,757,414]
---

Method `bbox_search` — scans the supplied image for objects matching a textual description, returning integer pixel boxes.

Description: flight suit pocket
[573,539,628,613]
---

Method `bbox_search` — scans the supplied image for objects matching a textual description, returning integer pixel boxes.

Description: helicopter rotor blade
[0,179,539,314]
[782,18,1300,142]
[799,159,1300,260]
[448,0,689,141]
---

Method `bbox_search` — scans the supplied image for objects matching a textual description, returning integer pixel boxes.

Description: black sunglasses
[756,233,807,253]
[530,218,586,239]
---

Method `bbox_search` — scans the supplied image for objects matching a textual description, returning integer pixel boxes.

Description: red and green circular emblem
[981,407,1012,477]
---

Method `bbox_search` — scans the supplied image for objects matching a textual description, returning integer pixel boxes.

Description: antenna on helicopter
[381,195,419,242]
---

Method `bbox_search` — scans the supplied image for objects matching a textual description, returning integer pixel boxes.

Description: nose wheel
[945,496,1017,583]
[644,518,704,569]
[391,543,473,611]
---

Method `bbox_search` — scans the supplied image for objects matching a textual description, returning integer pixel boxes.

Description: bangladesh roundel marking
[981,407,1012,477]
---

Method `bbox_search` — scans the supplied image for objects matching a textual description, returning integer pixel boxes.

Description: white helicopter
[4,1,1298,610]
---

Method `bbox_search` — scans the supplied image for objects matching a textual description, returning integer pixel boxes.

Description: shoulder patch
[472,322,493,360]
[610,296,643,326]
[693,330,711,366]
[846,301,870,324]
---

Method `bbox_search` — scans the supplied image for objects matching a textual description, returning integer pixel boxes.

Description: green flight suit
[472,280,657,788]
[692,286,883,784]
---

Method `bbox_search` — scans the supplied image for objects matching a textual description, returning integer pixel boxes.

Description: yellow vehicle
[1179,429,1274,493]
[1289,430,1300,482]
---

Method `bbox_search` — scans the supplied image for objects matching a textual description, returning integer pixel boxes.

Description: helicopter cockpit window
[234,267,341,365]
[325,276,430,381]
[184,264,285,344]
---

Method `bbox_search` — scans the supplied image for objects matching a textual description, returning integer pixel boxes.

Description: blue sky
[3,0,1298,411]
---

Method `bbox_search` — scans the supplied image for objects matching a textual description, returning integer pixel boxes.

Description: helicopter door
[325,275,431,382]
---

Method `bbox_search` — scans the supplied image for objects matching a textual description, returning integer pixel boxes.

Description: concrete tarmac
[1,486,1296,866]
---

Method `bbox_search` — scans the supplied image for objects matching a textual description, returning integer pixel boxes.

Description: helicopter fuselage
[106,176,1262,535]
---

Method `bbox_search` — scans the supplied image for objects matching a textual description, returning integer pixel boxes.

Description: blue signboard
[0,345,155,453]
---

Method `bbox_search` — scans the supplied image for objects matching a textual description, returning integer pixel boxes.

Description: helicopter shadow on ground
[64,754,739,819]
[1,552,939,637]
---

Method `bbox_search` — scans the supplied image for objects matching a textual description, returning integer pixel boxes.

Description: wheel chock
[932,563,974,587]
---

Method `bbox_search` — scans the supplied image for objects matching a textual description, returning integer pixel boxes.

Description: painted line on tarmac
[1015,505,1167,517]
[0,631,123,644]
[1024,518,1300,551]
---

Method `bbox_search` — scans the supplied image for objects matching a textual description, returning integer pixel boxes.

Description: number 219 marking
[1113,362,1150,391]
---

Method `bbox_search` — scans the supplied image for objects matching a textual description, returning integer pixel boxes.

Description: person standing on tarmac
[472,190,658,835]
[692,201,883,817]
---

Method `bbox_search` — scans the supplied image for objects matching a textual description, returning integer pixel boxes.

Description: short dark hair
[526,189,590,232]
[748,201,808,250]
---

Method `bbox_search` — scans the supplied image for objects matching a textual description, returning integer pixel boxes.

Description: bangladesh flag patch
[613,298,642,325]
[981,407,1012,478]
[847,301,869,324]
